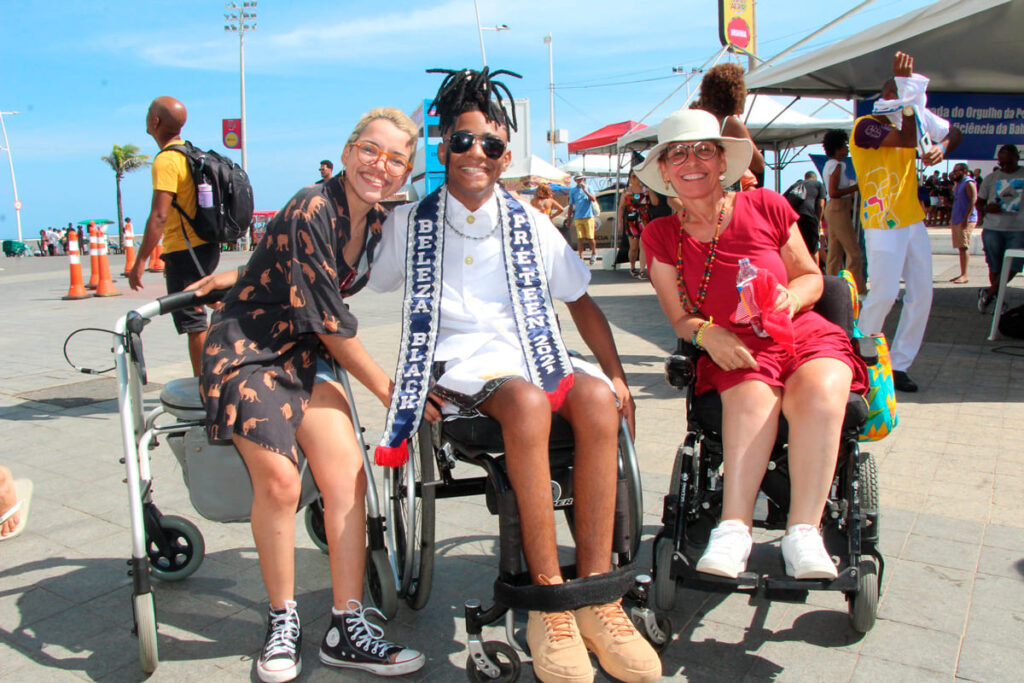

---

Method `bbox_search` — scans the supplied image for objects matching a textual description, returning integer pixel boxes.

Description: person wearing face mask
[191,107,428,683]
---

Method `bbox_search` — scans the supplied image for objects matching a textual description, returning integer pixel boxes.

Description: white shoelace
[343,599,395,658]
[264,600,300,659]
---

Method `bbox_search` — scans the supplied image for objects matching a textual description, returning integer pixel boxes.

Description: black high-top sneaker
[257,600,301,683]
[319,599,425,676]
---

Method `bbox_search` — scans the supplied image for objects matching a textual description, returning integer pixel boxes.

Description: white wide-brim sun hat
[634,109,754,197]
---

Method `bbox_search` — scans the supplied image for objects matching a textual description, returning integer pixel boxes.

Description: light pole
[544,34,555,165]
[0,110,22,242]
[224,1,257,172]
[472,0,508,68]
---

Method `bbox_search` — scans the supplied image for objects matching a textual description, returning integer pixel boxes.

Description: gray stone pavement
[0,244,1022,682]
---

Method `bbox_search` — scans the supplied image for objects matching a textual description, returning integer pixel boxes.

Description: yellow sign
[225,131,239,148]
[719,0,756,54]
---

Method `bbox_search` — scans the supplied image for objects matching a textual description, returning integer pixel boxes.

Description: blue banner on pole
[855,93,1024,160]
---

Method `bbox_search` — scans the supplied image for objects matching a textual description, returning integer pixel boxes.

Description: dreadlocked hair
[427,67,522,135]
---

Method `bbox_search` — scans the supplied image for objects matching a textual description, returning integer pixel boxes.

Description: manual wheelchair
[650,275,883,633]
[383,379,669,681]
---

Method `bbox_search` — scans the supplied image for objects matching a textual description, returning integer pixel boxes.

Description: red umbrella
[567,121,647,154]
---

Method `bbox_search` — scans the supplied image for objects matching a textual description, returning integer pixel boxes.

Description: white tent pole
[748,0,878,76]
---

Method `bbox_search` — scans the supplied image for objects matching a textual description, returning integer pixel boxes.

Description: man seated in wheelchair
[636,109,869,580]
[368,68,661,683]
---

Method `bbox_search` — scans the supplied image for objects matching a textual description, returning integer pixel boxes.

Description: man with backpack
[129,96,221,376]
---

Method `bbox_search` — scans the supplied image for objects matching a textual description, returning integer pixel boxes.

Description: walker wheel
[147,515,204,581]
[365,547,398,620]
[466,641,520,682]
[848,556,880,633]
[133,591,159,673]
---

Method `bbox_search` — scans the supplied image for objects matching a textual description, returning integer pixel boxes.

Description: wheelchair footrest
[493,565,638,613]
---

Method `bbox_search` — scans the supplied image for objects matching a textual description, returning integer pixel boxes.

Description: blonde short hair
[346,107,419,159]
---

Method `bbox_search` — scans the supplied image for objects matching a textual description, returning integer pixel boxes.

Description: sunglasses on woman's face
[446,130,507,159]
[664,140,719,166]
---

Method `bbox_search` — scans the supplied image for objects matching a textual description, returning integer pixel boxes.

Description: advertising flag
[719,0,756,54]
[222,118,242,149]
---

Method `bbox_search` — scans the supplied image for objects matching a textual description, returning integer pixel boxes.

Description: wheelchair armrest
[856,336,878,365]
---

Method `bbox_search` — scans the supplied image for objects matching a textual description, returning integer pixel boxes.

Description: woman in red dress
[636,110,867,581]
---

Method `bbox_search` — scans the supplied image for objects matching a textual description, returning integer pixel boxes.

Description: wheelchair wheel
[633,610,673,654]
[304,497,330,553]
[133,591,159,673]
[848,556,879,633]
[652,536,677,611]
[366,547,398,619]
[466,641,520,682]
[619,424,644,562]
[387,422,436,609]
[859,453,879,542]
[147,515,205,581]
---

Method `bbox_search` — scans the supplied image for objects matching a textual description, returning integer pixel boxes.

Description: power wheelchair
[383,374,670,681]
[650,275,883,633]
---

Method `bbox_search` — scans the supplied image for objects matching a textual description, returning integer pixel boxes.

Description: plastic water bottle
[197,182,214,209]
[736,258,768,337]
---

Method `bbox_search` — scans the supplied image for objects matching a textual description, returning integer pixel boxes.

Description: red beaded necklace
[676,199,727,314]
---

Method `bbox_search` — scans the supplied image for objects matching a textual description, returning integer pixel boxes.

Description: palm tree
[102,144,151,246]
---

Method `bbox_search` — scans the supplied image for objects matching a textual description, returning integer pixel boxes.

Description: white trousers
[858,221,933,372]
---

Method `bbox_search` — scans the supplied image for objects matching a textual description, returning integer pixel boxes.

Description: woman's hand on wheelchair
[704,326,759,372]
[423,393,444,424]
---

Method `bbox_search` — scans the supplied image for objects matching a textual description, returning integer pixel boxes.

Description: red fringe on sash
[375,441,409,467]
[546,373,575,412]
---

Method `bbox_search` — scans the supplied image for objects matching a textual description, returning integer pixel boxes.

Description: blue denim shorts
[314,357,339,384]
[982,230,1024,275]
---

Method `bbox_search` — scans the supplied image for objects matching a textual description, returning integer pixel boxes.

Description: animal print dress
[200,175,384,464]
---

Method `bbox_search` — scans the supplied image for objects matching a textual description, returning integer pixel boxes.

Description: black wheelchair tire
[653,536,677,611]
[848,556,879,633]
[859,453,879,543]
[147,515,205,581]
[466,641,521,682]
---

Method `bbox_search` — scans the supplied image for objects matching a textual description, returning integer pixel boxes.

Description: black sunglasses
[446,130,507,159]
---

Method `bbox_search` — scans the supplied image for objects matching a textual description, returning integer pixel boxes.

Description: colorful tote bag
[840,270,898,442]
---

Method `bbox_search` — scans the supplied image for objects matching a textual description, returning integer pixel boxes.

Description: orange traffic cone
[62,230,89,300]
[147,242,165,273]
[93,234,120,297]
[87,224,100,289]
[122,221,136,276]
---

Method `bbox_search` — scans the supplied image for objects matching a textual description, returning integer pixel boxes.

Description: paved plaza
[0,244,1022,682]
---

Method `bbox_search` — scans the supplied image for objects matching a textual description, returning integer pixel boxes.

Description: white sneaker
[781,524,838,580]
[695,520,752,578]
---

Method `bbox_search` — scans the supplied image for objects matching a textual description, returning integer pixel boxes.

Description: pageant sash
[374,186,574,466]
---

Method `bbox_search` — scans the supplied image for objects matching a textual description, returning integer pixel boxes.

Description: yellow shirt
[152,138,207,253]
[849,115,924,231]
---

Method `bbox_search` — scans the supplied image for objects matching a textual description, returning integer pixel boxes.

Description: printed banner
[855,93,1024,160]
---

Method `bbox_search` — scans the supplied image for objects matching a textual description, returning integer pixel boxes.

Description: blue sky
[0,0,936,241]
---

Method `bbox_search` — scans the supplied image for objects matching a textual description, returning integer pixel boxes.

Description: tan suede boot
[574,599,662,683]
[525,575,594,683]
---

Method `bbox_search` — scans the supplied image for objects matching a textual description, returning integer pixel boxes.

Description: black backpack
[783,179,808,210]
[160,141,254,246]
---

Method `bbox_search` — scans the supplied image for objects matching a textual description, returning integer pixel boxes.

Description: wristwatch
[902,105,914,117]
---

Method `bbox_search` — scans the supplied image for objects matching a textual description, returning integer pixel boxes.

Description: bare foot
[950,276,969,284]
[0,467,19,537]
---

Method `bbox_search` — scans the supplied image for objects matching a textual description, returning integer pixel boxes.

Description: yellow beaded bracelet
[691,317,715,349]
[789,289,802,313]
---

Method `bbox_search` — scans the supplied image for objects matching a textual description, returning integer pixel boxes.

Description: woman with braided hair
[369,67,661,683]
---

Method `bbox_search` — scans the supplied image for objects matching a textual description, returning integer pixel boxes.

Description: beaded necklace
[675,198,727,314]
[443,195,500,241]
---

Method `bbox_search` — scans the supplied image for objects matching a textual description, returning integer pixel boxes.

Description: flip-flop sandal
[0,479,33,540]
